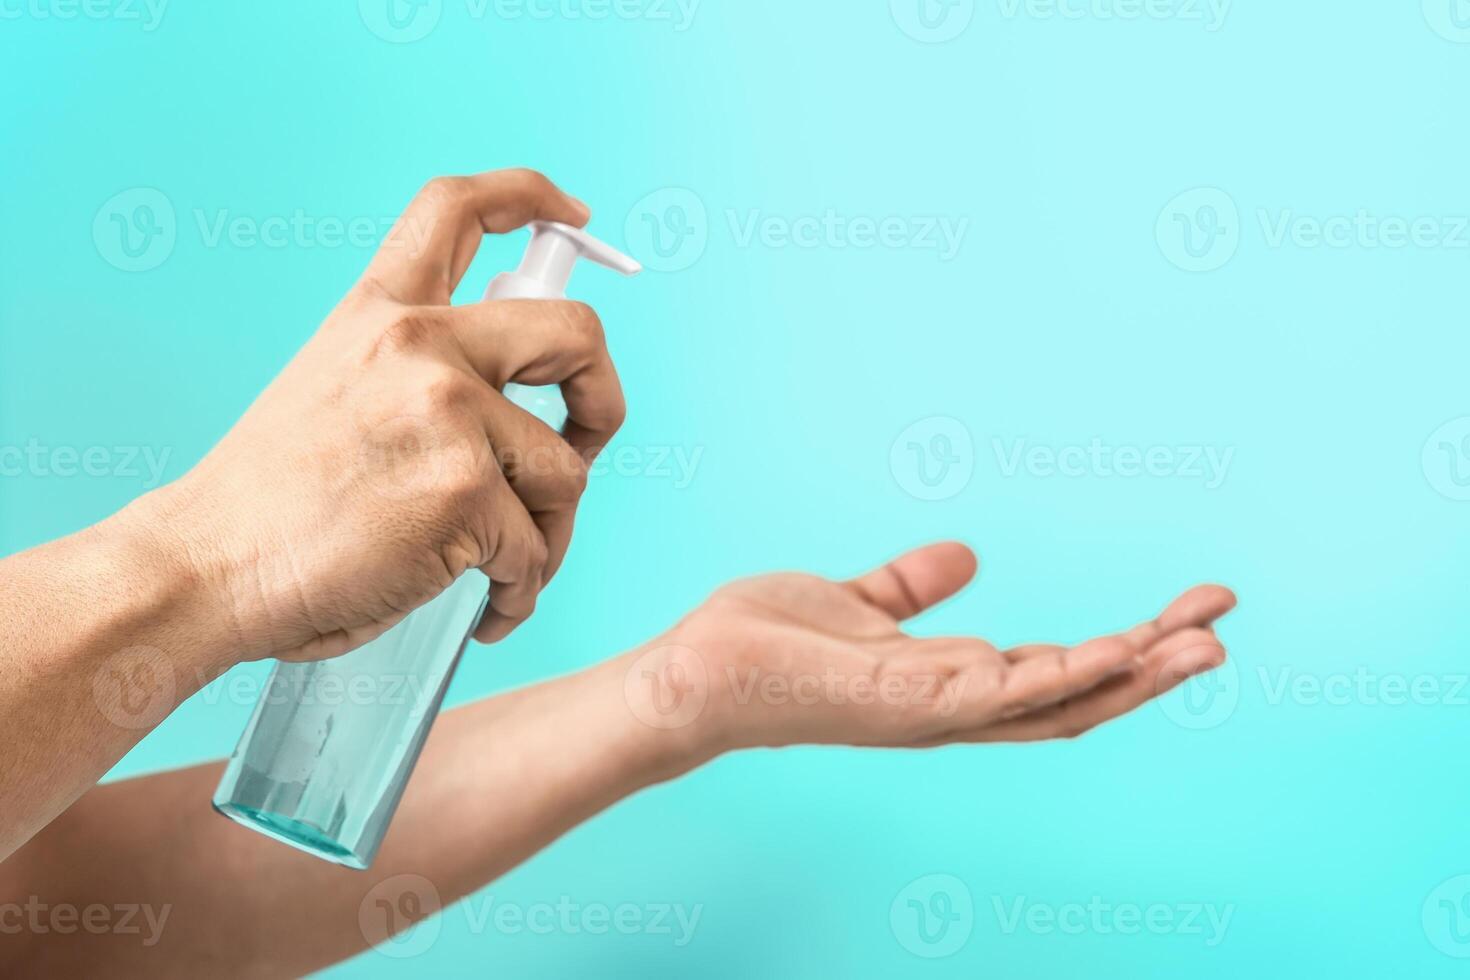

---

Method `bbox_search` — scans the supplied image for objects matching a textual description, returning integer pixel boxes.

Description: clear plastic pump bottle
[212,221,641,869]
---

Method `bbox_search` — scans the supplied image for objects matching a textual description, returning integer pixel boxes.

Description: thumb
[845,541,978,621]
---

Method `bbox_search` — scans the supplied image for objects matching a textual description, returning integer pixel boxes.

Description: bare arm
[0,659,680,978]
[0,543,1234,978]
[0,512,236,860]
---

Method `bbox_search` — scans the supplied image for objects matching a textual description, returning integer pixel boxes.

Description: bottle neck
[517,232,578,294]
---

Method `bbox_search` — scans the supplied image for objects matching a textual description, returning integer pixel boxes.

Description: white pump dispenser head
[485,221,641,301]
[486,221,640,430]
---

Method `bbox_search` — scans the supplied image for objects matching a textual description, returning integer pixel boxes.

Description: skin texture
[0,169,620,858]
[0,169,1237,976]
[150,169,622,661]
[668,543,1233,752]
[0,544,1233,978]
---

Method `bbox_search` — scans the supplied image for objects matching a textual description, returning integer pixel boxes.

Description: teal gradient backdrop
[4,2,1470,975]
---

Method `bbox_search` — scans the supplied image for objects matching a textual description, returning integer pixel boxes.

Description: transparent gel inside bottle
[212,572,488,870]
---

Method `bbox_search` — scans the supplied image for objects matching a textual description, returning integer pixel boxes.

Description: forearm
[0,500,234,861]
[0,654,698,978]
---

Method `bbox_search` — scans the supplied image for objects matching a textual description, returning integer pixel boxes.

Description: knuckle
[418,369,476,414]
[437,537,483,583]
[439,466,486,515]
[558,444,591,496]
[375,309,439,357]
[563,301,605,347]
[495,522,547,581]
[502,167,551,195]
[604,393,629,433]
[970,658,1004,692]
[526,531,549,571]
[536,443,589,505]
[417,175,467,210]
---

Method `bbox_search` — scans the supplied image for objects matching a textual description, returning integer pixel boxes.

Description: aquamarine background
[4,1,1470,975]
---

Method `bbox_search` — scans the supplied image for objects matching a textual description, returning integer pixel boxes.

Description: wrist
[599,640,729,783]
[98,486,243,680]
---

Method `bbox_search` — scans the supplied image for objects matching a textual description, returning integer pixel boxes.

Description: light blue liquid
[212,572,489,870]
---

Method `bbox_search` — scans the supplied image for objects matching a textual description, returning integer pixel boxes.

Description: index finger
[364,169,590,305]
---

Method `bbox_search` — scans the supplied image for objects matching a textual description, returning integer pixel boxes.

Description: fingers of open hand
[1122,584,1237,651]
[952,583,1237,743]
[914,635,1142,733]
[959,627,1226,744]
[861,631,1136,747]
[888,584,1236,745]
[991,633,1143,722]
[364,169,589,305]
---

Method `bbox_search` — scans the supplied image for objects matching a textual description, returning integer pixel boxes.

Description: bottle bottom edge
[212,800,371,871]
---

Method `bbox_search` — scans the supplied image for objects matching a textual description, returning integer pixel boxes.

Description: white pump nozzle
[485,221,641,301]
[485,219,640,431]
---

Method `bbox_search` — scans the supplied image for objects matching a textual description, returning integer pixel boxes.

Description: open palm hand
[634,543,1235,754]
